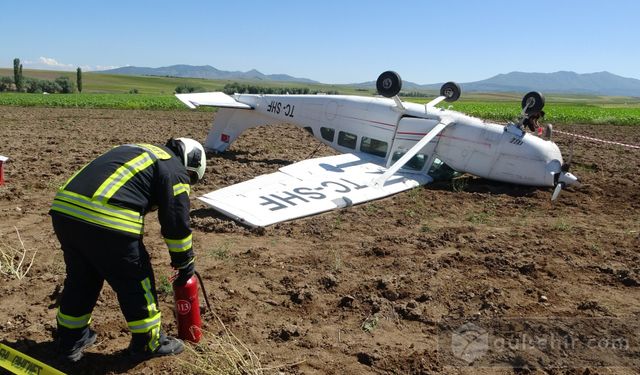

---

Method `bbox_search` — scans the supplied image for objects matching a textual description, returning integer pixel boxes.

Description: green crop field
[0,92,193,110]
[410,100,640,126]
[1,68,640,125]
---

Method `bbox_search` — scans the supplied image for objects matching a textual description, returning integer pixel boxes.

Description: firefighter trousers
[51,213,162,351]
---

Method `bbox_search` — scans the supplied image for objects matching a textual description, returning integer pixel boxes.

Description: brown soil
[0,106,639,375]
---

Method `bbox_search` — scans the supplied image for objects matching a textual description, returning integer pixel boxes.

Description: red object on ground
[0,157,6,186]
[173,275,202,343]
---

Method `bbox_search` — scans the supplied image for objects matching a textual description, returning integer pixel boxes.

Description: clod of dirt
[615,269,639,287]
[369,245,390,257]
[269,325,301,342]
[242,247,267,258]
[382,290,400,301]
[394,300,424,321]
[518,263,537,276]
[338,295,355,308]
[356,352,379,366]
[318,274,338,289]
[376,278,391,290]
[289,288,314,304]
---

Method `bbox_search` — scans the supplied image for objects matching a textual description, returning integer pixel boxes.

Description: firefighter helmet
[171,138,206,184]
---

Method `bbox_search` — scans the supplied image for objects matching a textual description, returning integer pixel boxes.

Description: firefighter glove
[174,261,195,287]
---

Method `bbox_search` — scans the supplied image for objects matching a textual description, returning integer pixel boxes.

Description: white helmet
[175,137,206,184]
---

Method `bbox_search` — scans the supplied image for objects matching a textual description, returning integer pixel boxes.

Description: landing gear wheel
[440,82,461,102]
[376,71,402,98]
[521,91,545,114]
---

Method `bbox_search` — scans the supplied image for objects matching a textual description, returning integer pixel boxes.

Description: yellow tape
[0,343,66,375]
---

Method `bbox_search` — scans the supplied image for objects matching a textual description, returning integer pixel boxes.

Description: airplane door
[387,117,440,171]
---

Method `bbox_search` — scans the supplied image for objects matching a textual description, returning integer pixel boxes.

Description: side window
[337,131,357,149]
[320,127,335,142]
[391,151,427,171]
[360,137,388,158]
[303,127,314,136]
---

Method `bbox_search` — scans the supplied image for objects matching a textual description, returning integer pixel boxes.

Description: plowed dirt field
[1,107,639,374]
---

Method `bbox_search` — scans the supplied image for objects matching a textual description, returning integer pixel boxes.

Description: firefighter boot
[128,332,184,358]
[58,328,97,362]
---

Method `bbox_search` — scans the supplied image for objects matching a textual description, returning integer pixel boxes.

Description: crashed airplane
[176,71,579,227]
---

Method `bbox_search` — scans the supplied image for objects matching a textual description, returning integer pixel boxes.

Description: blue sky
[2,0,639,84]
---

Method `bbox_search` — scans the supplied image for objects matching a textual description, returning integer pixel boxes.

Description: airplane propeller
[551,137,580,201]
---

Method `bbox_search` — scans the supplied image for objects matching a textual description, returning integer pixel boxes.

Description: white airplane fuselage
[204,94,566,188]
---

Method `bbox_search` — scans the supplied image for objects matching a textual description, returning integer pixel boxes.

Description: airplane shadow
[212,150,292,167]
[1,339,144,375]
[190,207,230,220]
[428,176,541,197]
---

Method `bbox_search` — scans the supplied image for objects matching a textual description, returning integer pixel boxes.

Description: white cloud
[21,57,121,71]
[39,56,73,69]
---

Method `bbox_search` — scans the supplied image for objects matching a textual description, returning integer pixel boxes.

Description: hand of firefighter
[173,260,195,287]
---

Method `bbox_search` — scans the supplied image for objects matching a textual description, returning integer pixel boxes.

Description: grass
[451,176,470,192]
[552,219,572,232]
[0,227,37,280]
[157,274,173,297]
[0,92,192,110]
[361,314,379,333]
[207,240,234,260]
[181,311,263,374]
[180,310,303,374]
[330,247,343,273]
[408,97,640,126]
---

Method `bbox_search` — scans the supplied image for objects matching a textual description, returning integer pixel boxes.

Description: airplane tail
[175,92,276,153]
[204,108,274,152]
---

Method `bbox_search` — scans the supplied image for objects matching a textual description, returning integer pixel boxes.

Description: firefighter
[49,138,206,362]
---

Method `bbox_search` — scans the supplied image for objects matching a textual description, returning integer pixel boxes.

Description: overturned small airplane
[176,71,579,227]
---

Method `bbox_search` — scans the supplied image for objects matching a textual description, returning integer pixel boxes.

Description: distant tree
[24,77,63,93]
[0,76,14,92]
[18,64,23,91]
[55,76,75,93]
[175,84,204,94]
[129,88,139,94]
[77,67,83,93]
[13,58,19,87]
[13,58,24,92]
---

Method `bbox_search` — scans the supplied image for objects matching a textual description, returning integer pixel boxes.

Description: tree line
[175,82,340,95]
[221,82,339,95]
[0,58,82,94]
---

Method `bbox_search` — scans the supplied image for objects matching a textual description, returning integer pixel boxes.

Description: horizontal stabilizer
[198,153,432,227]
[175,92,252,109]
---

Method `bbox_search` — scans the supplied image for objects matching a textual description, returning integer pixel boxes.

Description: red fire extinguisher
[173,275,202,343]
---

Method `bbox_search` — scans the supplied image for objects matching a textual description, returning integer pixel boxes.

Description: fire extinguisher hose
[195,270,213,314]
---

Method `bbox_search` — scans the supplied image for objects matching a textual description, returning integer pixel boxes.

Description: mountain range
[98,65,640,96]
[98,64,319,84]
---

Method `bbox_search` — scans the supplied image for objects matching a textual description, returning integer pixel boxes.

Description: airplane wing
[198,153,432,227]
[175,92,253,109]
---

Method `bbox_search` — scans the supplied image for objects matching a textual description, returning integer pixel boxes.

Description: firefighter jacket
[50,144,194,269]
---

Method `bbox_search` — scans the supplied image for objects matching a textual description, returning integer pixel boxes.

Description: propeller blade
[551,183,564,201]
